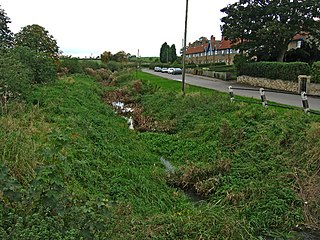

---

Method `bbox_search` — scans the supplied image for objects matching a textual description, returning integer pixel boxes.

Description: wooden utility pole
[182,0,189,93]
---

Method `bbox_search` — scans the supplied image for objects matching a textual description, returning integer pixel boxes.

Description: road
[142,69,320,112]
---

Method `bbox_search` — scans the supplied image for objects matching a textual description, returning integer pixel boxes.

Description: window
[297,41,302,48]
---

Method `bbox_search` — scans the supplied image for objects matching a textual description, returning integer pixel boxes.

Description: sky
[1,0,237,58]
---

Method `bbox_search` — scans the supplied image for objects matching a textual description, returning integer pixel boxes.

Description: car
[173,68,182,75]
[168,68,175,74]
[161,68,168,73]
[154,66,162,72]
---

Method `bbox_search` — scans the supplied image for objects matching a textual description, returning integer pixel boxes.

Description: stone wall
[237,75,299,92]
[309,83,320,96]
[237,75,320,96]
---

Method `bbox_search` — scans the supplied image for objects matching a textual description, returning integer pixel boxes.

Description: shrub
[96,68,112,81]
[105,61,122,72]
[0,51,31,100]
[233,55,249,76]
[60,57,83,74]
[84,67,97,77]
[12,46,57,84]
[79,60,101,70]
[311,61,320,83]
[238,62,311,81]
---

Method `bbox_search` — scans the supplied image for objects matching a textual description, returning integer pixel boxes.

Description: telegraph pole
[182,0,189,93]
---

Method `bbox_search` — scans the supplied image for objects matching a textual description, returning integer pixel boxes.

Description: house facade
[288,33,307,51]
[185,35,239,65]
[185,33,307,65]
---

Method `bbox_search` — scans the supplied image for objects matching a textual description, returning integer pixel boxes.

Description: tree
[111,51,128,62]
[15,24,60,59]
[285,35,320,63]
[160,43,177,63]
[0,5,14,49]
[12,46,57,84]
[160,42,169,63]
[170,44,177,63]
[221,0,320,62]
[0,50,31,99]
[101,51,112,63]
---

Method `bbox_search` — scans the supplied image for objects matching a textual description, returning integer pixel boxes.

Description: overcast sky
[1,0,237,57]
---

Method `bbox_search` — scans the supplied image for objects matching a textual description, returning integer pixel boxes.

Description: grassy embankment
[0,70,319,239]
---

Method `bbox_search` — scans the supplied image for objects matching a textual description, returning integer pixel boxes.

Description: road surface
[142,69,320,112]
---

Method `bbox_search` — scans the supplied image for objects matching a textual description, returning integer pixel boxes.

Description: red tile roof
[292,33,307,40]
[185,44,208,54]
[218,37,232,50]
[185,37,234,54]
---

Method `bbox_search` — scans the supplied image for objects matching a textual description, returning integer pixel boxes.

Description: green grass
[0,70,319,239]
[137,71,215,94]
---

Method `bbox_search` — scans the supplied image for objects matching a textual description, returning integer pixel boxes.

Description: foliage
[79,59,102,70]
[311,61,320,83]
[14,24,60,59]
[238,61,311,81]
[110,51,129,63]
[101,51,112,63]
[59,57,83,74]
[12,46,57,84]
[160,42,177,63]
[105,60,123,72]
[0,5,13,49]
[285,37,320,64]
[233,54,249,75]
[1,69,320,238]
[285,48,311,63]
[221,0,320,62]
[170,44,177,63]
[101,51,129,63]
[0,50,31,100]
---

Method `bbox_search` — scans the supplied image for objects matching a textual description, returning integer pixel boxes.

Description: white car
[168,68,175,74]
[161,68,168,73]
[154,66,162,72]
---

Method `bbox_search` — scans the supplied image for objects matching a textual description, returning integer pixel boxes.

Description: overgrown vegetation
[1,66,320,239]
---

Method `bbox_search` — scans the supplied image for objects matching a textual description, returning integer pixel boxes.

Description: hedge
[238,62,311,81]
[311,61,320,83]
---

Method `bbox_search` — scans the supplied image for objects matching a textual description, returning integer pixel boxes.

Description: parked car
[154,66,162,72]
[173,68,182,75]
[168,68,175,74]
[161,68,168,73]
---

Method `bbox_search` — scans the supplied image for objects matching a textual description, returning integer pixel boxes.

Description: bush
[0,51,31,99]
[233,55,249,76]
[12,46,57,84]
[105,61,123,72]
[60,57,83,74]
[238,62,311,81]
[79,60,102,70]
[311,61,320,83]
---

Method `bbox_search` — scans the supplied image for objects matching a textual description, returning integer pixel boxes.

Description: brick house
[185,35,239,65]
[288,33,307,50]
[185,33,308,65]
